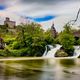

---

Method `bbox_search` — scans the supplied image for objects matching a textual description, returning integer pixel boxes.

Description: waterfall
[73,46,80,58]
[42,45,48,56]
[43,44,80,58]
[42,45,54,56]
[42,44,62,58]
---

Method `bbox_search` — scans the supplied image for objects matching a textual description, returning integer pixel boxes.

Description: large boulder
[55,50,68,57]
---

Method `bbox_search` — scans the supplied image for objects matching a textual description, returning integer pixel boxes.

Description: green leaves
[58,25,75,56]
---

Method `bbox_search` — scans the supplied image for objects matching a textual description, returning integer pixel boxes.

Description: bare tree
[66,8,80,26]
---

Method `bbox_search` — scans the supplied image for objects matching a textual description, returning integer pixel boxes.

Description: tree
[58,25,75,56]
[44,29,55,45]
[11,23,44,56]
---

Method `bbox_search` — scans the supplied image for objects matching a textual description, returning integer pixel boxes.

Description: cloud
[0,0,80,32]
[21,0,80,5]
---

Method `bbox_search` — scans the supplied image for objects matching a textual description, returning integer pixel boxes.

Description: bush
[77,38,80,45]
[65,47,74,56]
[10,48,28,57]
[0,48,11,57]
[0,48,28,57]
[12,41,25,49]
[0,50,5,56]
[5,38,15,45]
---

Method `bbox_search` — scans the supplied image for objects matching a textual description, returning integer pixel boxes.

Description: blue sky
[26,15,56,22]
[0,5,6,10]
[0,0,80,32]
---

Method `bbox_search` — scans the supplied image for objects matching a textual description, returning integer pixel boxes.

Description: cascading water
[73,46,80,58]
[42,45,54,56]
[42,44,62,58]
[43,44,80,58]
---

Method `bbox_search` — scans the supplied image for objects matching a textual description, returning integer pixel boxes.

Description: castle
[4,17,16,28]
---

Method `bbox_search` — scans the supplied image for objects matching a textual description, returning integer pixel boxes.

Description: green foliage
[10,23,55,56]
[0,48,29,57]
[10,48,28,57]
[12,41,25,49]
[44,29,55,45]
[5,38,15,45]
[0,50,6,56]
[58,25,75,56]
[64,25,72,33]
[0,22,78,57]
[0,25,8,33]
[77,38,80,45]
[0,48,11,57]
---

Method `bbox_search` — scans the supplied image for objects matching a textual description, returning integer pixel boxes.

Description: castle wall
[4,17,16,29]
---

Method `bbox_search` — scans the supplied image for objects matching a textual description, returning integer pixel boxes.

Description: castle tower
[5,17,10,21]
[4,17,16,29]
[51,23,57,38]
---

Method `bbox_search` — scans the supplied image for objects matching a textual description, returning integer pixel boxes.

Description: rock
[63,70,77,75]
[55,50,68,57]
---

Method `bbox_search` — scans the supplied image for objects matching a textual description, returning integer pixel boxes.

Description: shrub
[0,48,11,57]
[12,41,25,49]
[10,48,28,57]
[77,38,80,45]
[5,38,15,45]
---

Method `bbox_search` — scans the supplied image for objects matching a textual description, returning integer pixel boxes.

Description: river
[0,58,80,80]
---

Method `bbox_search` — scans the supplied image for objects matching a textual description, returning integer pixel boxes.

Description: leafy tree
[58,25,75,56]
[44,29,55,45]
[11,23,55,56]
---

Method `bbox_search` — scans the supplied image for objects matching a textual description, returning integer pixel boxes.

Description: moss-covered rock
[55,50,68,57]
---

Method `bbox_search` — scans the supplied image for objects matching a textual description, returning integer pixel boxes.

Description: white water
[43,44,62,58]
[43,44,80,58]
[42,45,54,57]
[73,46,80,58]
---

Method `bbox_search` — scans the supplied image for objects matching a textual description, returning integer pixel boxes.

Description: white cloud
[0,0,80,32]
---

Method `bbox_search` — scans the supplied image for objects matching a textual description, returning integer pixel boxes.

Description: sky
[0,0,80,32]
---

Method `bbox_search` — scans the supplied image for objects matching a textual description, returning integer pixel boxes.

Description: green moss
[55,50,68,57]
